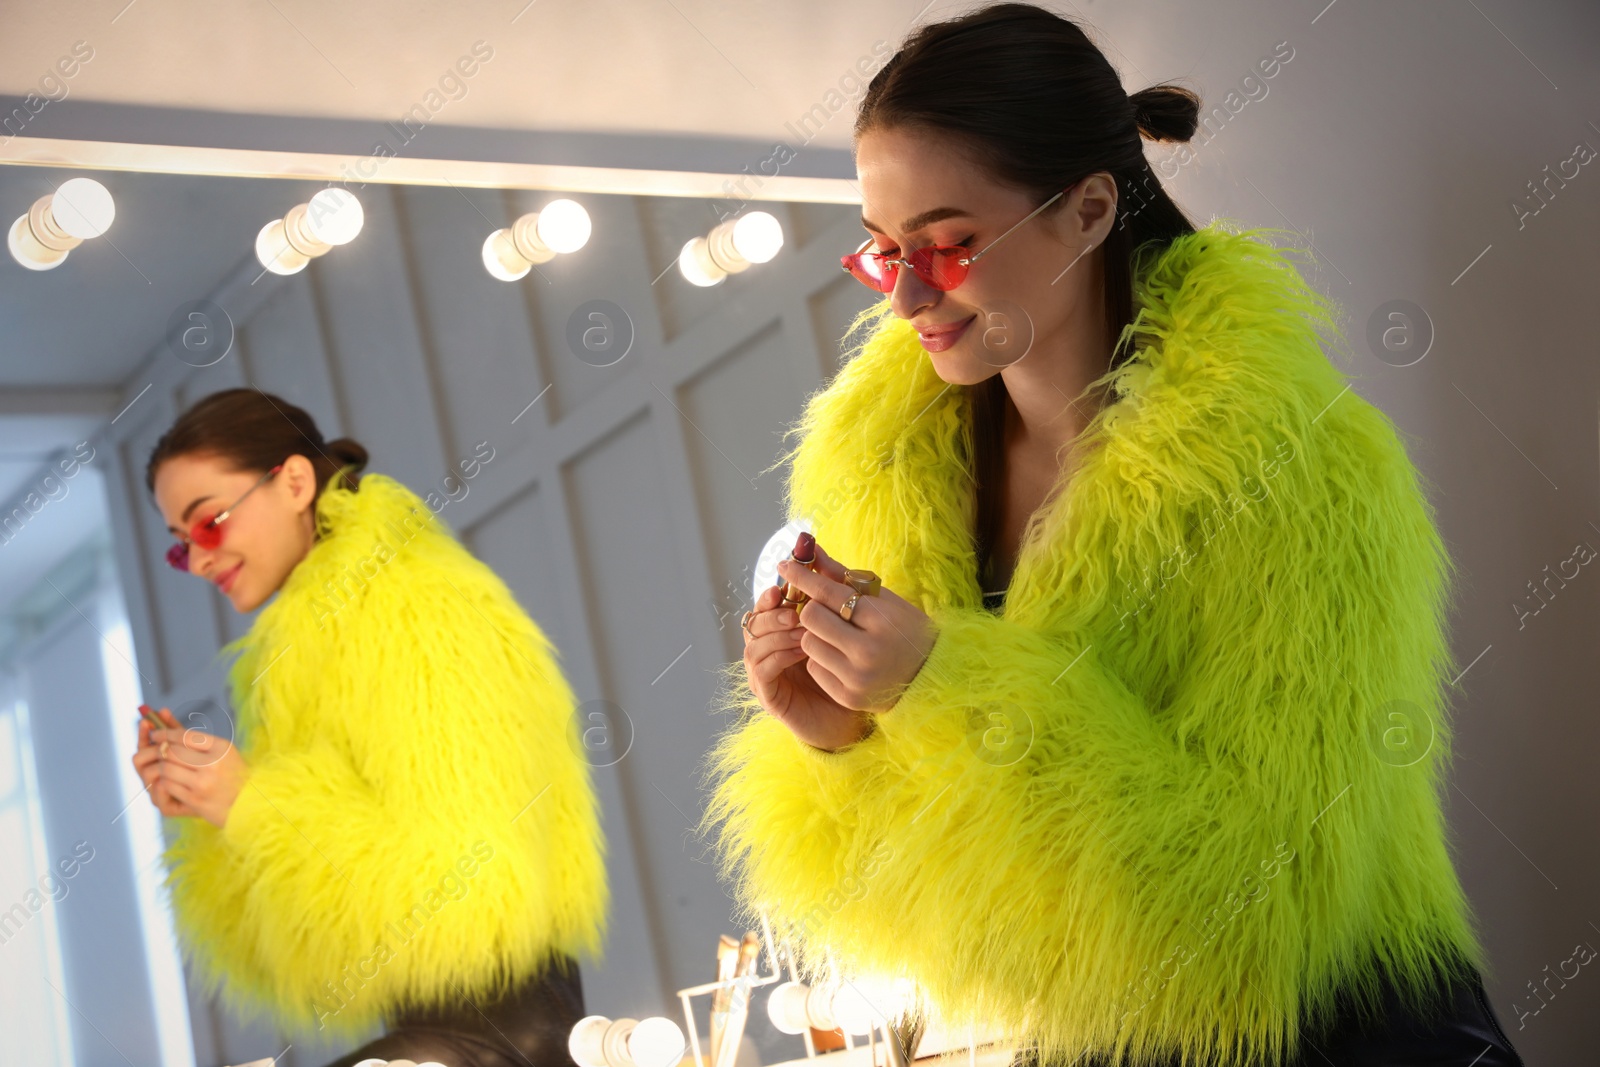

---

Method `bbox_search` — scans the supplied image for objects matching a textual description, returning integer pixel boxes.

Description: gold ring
[741,609,757,636]
[844,568,881,596]
[839,592,861,622]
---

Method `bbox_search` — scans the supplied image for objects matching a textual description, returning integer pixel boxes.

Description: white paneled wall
[97,183,879,1067]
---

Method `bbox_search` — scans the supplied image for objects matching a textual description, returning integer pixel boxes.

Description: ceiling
[0,0,912,157]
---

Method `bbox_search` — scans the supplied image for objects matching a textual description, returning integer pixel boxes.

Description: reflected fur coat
[702,222,1486,1066]
[163,474,607,1037]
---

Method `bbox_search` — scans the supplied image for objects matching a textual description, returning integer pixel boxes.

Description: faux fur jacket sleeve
[702,223,1486,1067]
[162,474,608,1037]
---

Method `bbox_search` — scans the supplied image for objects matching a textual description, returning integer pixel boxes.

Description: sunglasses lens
[910,247,968,291]
[842,253,896,293]
[166,542,190,572]
[190,518,223,551]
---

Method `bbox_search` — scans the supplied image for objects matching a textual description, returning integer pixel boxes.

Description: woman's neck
[997,310,1113,462]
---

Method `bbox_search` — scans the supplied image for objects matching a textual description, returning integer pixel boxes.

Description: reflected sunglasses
[840,183,1074,293]
[165,464,283,572]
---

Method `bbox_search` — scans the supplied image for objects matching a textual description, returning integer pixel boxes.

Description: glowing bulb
[627,1016,685,1067]
[305,188,364,245]
[255,219,309,275]
[7,215,67,270]
[482,229,531,281]
[53,178,115,239]
[766,980,812,1035]
[678,237,724,287]
[830,981,877,1036]
[569,1015,612,1067]
[731,210,782,264]
[537,198,591,254]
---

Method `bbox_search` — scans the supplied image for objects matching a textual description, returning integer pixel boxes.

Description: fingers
[162,776,198,809]
[149,728,221,757]
[747,643,808,693]
[777,557,849,614]
[802,656,852,710]
[811,542,850,582]
[157,759,201,789]
[797,624,854,681]
[746,604,802,643]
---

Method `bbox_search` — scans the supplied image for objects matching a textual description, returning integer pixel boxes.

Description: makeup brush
[709,934,739,1067]
[713,932,762,1067]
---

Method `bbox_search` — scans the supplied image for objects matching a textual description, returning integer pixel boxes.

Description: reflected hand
[132,709,198,819]
[149,723,250,829]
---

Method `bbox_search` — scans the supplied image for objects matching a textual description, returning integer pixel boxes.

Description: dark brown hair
[854,1,1200,588]
[145,388,369,508]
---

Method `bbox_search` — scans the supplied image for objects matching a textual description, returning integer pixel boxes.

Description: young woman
[132,388,607,1067]
[705,5,1522,1066]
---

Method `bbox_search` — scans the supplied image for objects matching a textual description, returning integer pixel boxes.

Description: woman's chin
[226,585,263,613]
[927,349,999,387]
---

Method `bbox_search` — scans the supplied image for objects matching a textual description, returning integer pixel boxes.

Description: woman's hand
[742,541,937,751]
[132,709,199,819]
[147,720,251,829]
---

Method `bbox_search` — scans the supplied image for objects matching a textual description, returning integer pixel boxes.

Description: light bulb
[569,1014,613,1067]
[627,1016,685,1067]
[255,219,310,275]
[731,211,783,264]
[52,178,115,239]
[537,198,591,254]
[766,980,812,1035]
[830,981,877,1037]
[8,215,68,271]
[305,188,364,245]
[482,229,531,281]
[678,237,724,287]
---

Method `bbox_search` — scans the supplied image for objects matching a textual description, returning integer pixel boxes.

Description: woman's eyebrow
[178,494,214,525]
[860,206,974,235]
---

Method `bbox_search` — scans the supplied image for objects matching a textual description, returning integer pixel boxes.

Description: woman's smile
[916,313,976,351]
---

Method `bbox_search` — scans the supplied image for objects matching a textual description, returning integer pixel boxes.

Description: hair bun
[1129,84,1200,143]
[326,437,369,474]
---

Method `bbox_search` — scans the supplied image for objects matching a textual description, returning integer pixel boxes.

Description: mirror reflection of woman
[707,5,1523,1066]
[132,388,607,1067]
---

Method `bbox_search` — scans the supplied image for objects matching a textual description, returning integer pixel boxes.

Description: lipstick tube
[779,531,817,610]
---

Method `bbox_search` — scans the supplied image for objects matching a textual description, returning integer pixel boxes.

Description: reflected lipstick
[779,531,817,610]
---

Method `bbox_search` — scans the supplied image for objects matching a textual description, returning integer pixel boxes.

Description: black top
[982,588,1007,613]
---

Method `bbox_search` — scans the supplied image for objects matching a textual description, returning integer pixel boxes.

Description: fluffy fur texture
[701,222,1485,1066]
[163,474,607,1037]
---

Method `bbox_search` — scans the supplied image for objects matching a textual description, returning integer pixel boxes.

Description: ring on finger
[741,609,757,636]
[839,592,861,623]
[844,569,881,597]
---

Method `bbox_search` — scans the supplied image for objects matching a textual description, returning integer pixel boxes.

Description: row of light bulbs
[7,179,787,286]
[559,977,883,1067]
[328,977,884,1067]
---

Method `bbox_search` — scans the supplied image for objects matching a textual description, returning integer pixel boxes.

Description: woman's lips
[216,563,242,593]
[916,314,975,352]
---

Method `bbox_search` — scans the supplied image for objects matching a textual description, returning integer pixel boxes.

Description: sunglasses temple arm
[967,186,1069,264]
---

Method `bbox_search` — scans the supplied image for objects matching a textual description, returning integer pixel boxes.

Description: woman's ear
[281,453,319,514]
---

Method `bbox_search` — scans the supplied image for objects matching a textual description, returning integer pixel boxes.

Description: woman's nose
[890,265,940,321]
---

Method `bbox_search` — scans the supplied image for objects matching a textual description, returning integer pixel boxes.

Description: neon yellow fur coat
[162,474,607,1037]
[702,222,1487,1066]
